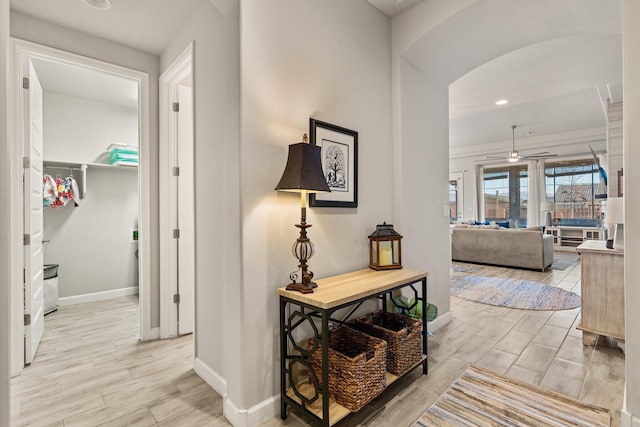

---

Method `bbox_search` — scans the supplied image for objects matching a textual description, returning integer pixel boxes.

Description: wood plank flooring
[12,257,626,426]
[11,296,228,426]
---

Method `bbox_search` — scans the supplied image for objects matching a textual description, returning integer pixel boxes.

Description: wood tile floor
[12,257,626,427]
[11,296,228,427]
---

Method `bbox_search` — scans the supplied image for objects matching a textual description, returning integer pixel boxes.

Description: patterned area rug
[551,251,581,270]
[451,262,483,274]
[413,365,610,427]
[450,275,581,310]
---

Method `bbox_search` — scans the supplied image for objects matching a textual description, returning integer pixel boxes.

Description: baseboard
[58,286,139,306]
[147,327,160,340]
[621,387,640,427]
[194,358,279,427]
[621,409,640,427]
[429,310,452,332]
[224,395,280,427]
[194,357,227,398]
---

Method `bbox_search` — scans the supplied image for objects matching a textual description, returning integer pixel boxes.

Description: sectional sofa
[451,226,554,271]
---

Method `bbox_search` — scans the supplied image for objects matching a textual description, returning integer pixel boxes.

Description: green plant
[390,296,438,336]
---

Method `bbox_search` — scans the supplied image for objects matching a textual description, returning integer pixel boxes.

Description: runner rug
[413,365,610,427]
[450,276,581,310]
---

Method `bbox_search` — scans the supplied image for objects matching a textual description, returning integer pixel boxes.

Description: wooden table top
[277,268,428,310]
[577,240,624,255]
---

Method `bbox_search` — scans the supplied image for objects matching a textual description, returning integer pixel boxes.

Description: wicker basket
[307,326,386,412]
[353,311,422,376]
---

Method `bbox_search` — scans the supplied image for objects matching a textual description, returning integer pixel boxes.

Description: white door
[23,59,45,365]
[159,46,194,338]
[176,84,194,335]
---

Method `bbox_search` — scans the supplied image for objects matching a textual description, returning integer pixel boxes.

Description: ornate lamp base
[286,282,316,294]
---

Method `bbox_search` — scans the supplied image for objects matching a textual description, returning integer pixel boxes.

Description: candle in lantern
[379,246,392,266]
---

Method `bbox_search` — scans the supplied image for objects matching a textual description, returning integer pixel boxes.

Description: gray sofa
[451,227,554,271]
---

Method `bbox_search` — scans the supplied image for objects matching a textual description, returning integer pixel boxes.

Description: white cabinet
[545,226,604,251]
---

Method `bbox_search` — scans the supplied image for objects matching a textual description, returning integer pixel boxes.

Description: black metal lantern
[368,222,402,270]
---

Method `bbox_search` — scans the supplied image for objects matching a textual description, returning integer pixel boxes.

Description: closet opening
[10,39,151,374]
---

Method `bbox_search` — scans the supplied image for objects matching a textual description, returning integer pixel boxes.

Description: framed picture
[309,118,358,208]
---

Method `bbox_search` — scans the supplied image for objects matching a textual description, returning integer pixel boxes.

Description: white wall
[10,10,162,327]
[239,0,392,418]
[43,92,138,163]
[397,59,452,321]
[390,0,477,334]
[622,1,640,423]
[159,0,241,400]
[41,93,139,300]
[1,0,11,424]
[44,167,139,298]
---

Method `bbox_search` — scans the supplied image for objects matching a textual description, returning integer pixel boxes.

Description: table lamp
[275,134,330,293]
[605,197,624,249]
[540,202,555,230]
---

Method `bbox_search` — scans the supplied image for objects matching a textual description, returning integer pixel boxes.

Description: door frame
[9,38,152,376]
[159,43,194,338]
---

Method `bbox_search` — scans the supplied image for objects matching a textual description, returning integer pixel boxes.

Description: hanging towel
[42,175,57,207]
[69,176,81,207]
[51,176,74,208]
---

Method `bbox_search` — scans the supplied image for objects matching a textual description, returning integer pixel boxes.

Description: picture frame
[308,118,358,208]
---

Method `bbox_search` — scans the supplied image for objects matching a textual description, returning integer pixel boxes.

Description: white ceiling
[31,57,138,109]
[10,0,204,55]
[399,0,623,156]
[12,0,623,157]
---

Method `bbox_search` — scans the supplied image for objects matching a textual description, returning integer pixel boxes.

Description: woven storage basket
[353,311,422,376]
[307,326,386,412]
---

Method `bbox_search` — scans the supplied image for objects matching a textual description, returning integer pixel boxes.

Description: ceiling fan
[481,125,557,162]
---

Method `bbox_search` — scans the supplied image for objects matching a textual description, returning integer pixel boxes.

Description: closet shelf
[43,160,138,169]
[43,160,137,198]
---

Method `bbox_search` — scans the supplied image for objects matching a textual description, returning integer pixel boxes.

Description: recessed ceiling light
[82,0,112,10]
[495,99,508,106]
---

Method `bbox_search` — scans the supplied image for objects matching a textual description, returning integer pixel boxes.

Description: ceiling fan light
[508,157,519,163]
[495,99,508,106]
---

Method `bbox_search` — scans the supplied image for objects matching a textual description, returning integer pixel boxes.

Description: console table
[577,240,624,345]
[278,268,428,427]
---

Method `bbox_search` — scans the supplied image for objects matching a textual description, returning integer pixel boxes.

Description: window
[544,160,602,227]
[483,165,528,227]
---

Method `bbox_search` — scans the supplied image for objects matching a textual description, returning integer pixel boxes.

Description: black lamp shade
[275,142,330,193]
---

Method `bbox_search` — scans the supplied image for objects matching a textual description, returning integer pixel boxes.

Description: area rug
[551,251,581,270]
[450,275,581,310]
[452,262,483,274]
[413,365,610,427]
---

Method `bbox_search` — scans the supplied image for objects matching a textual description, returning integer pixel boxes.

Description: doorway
[10,38,151,375]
